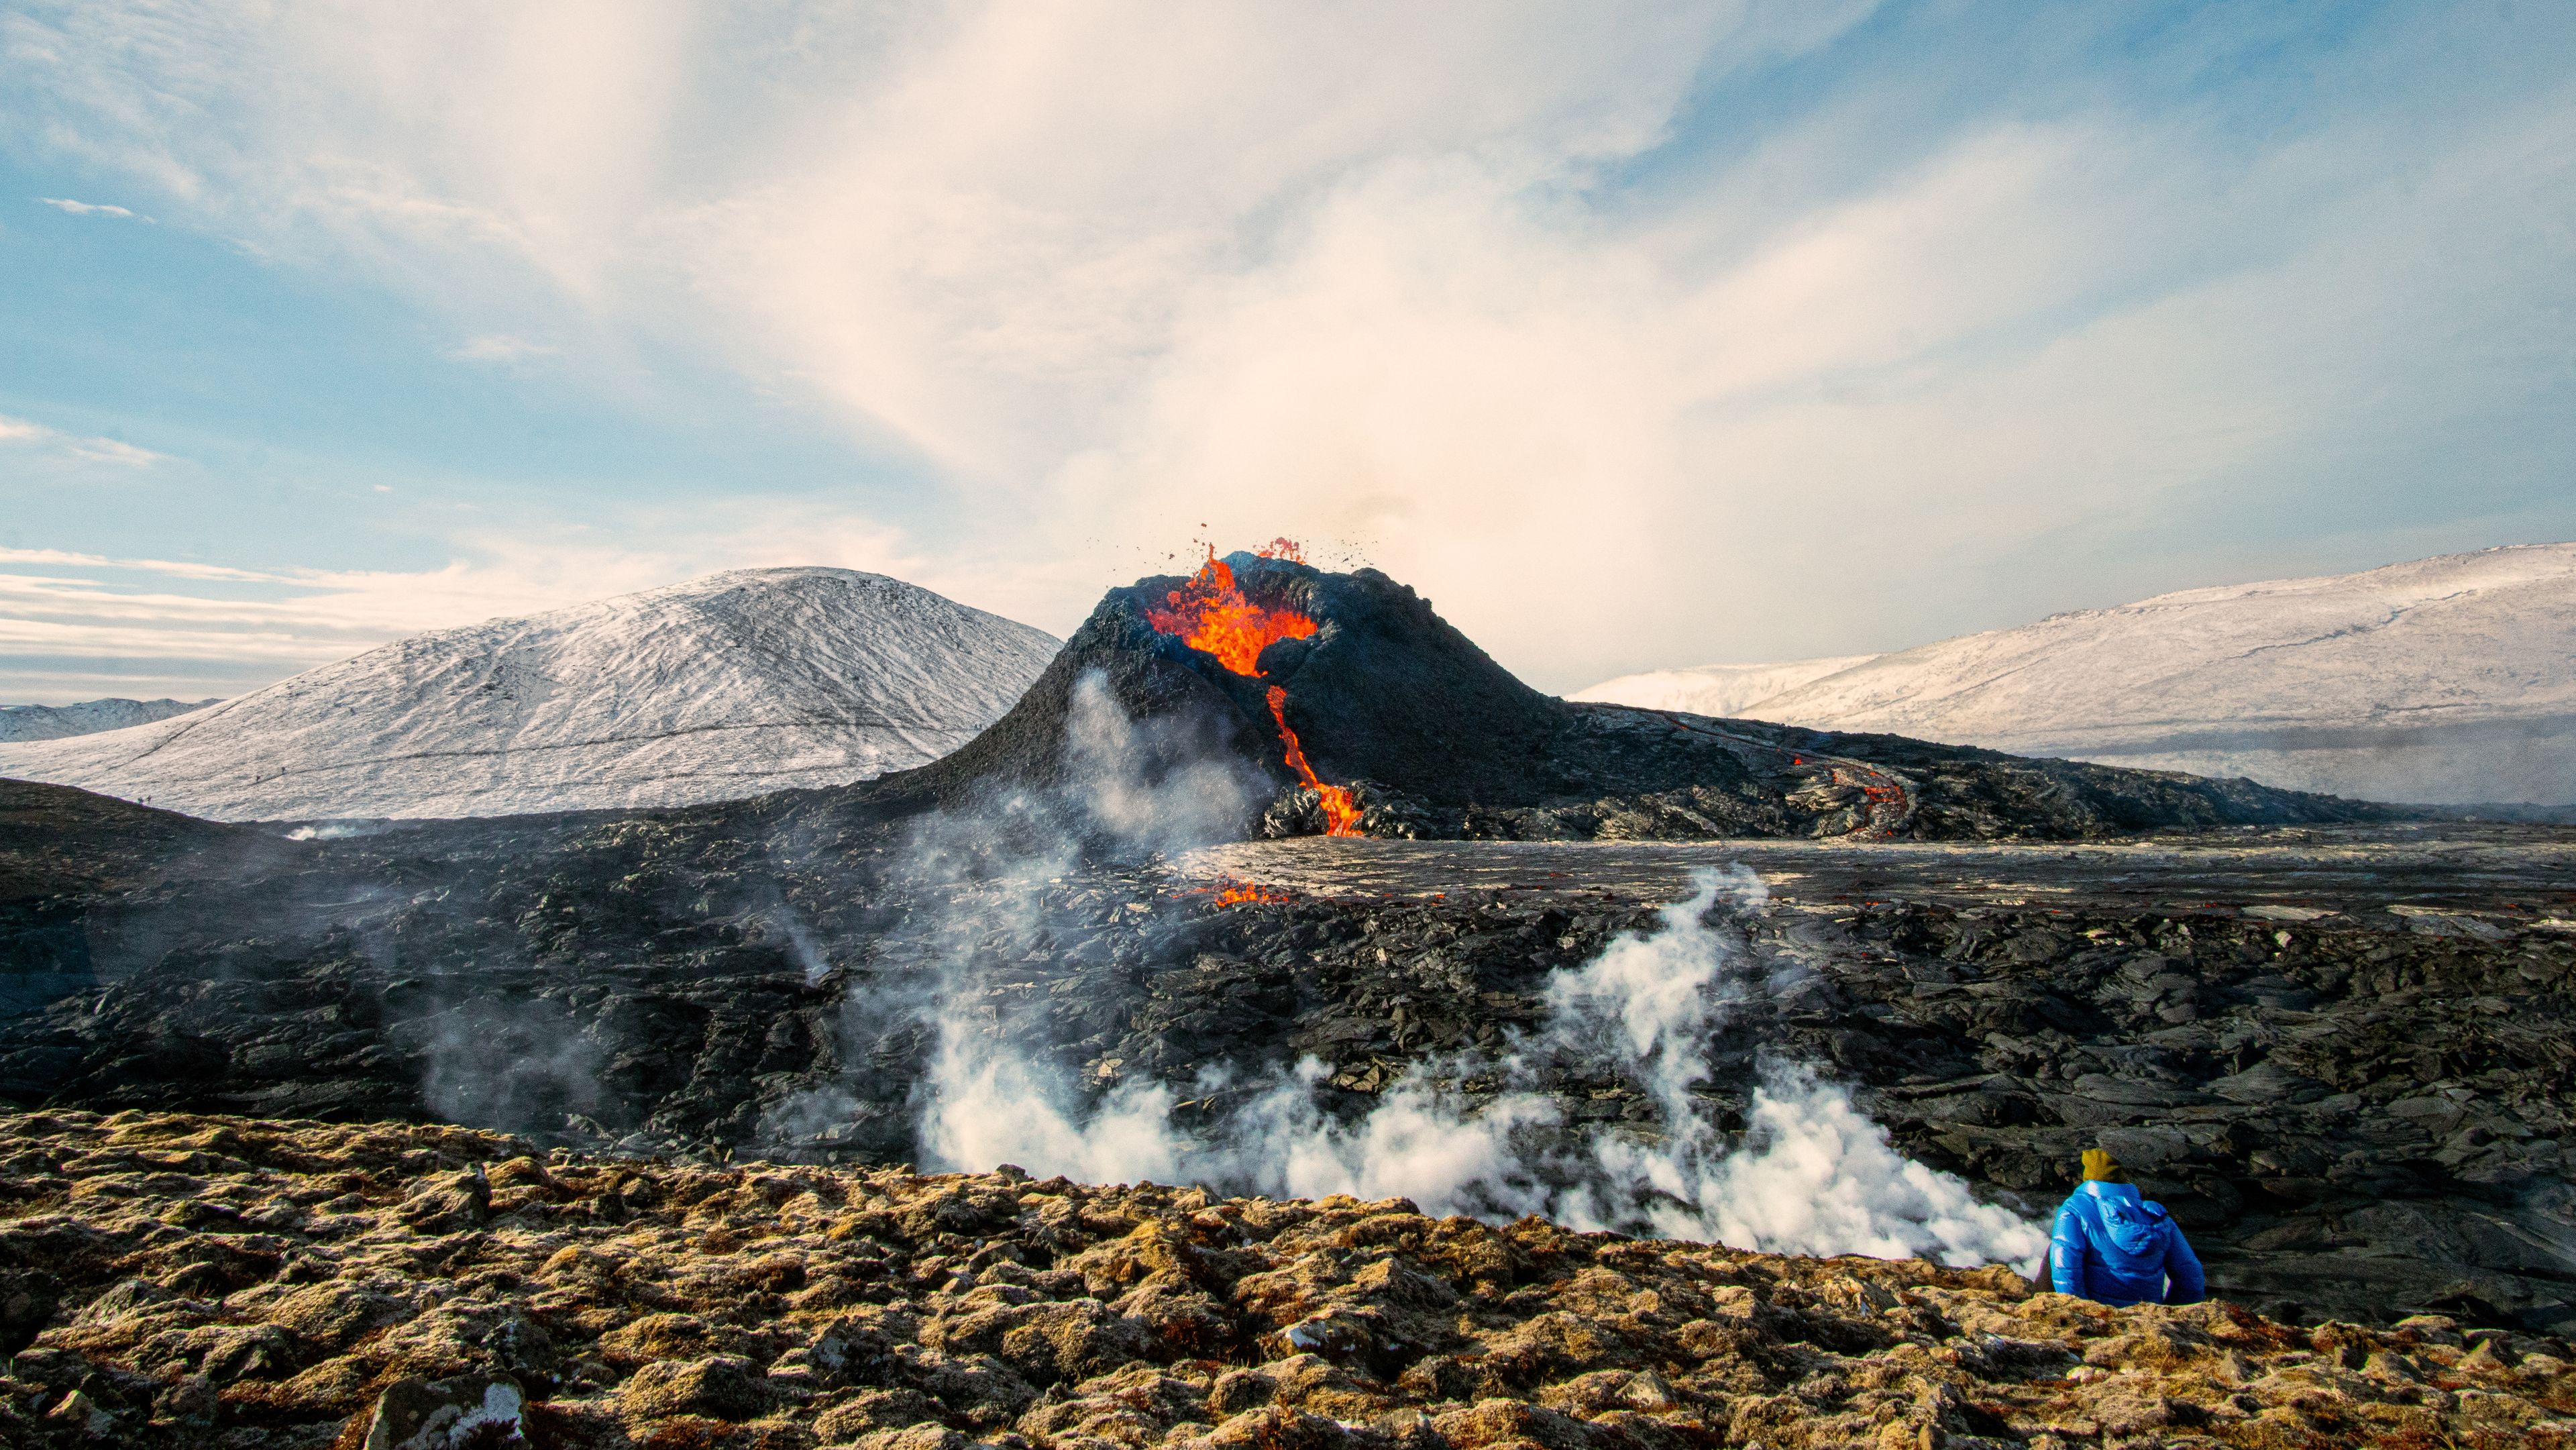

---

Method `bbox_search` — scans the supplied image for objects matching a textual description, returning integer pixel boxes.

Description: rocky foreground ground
[1,1111,2571,1449]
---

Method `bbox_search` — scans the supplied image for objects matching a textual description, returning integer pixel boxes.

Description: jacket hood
[2082,1180,2172,1256]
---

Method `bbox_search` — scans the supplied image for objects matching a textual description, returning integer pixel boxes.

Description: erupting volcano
[1146,544,1362,835]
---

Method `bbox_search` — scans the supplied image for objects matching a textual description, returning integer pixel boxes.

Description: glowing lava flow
[1267,685,1362,835]
[1144,546,1362,836]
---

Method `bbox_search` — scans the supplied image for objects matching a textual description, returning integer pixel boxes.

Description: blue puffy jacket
[2049,1180,2205,1306]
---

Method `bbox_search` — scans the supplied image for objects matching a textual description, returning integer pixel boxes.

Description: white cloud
[661,3,1866,479]
[0,1,1856,475]
[37,196,140,218]
[0,414,172,467]
[445,333,557,362]
[3,3,2571,687]
[64,435,169,466]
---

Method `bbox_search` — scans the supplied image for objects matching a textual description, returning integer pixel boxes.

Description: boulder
[362,1374,527,1450]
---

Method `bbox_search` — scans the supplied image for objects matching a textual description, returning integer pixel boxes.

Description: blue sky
[2,0,2571,701]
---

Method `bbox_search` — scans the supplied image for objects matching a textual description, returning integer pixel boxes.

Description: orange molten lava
[1141,543,1362,837]
[1269,686,1362,835]
[1205,874,1292,906]
[1144,549,1317,674]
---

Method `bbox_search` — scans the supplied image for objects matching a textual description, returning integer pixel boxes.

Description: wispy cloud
[445,333,556,362]
[0,414,172,466]
[37,196,144,219]
[0,547,302,583]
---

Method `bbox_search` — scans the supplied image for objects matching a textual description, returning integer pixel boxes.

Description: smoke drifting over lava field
[1,554,2573,1445]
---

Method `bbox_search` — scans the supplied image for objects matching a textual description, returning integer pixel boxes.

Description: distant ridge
[0,697,218,744]
[1576,543,2576,806]
[0,568,1059,821]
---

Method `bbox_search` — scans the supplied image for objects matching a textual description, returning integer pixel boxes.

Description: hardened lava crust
[0,1110,2570,1449]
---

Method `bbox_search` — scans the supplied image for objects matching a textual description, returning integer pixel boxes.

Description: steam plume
[877,676,2044,1267]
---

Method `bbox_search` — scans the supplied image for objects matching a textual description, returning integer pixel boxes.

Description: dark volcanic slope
[830,554,2408,843]
[0,784,300,1017]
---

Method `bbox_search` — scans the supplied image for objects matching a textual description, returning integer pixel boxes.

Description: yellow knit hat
[2081,1148,2125,1182]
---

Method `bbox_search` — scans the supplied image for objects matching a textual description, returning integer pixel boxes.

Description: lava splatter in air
[1145,543,1361,836]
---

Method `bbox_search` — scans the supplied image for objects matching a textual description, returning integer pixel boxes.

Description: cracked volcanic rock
[3,1110,2573,1449]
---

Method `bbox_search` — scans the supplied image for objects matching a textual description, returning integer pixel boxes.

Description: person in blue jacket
[2049,1149,2206,1306]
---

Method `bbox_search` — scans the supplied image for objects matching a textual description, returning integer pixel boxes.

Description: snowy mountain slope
[0,697,218,743]
[1568,656,1879,719]
[1574,543,2576,805]
[0,569,1060,821]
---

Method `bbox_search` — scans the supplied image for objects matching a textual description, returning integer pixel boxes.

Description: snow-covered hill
[1571,656,1880,720]
[0,568,1060,821]
[1574,543,2576,806]
[0,697,218,743]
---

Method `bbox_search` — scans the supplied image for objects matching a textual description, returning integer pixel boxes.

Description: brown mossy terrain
[1,1111,2569,1449]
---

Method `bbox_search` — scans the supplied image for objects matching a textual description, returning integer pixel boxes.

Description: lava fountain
[1144,545,1361,835]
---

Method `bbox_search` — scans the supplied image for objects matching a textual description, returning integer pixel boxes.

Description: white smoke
[901,668,1265,1178]
[780,909,831,986]
[1207,871,2045,1267]
[282,821,382,840]
[1230,1060,1564,1213]
[923,1043,1185,1188]
[1634,1067,2045,1263]
[874,672,2043,1267]
[1055,668,1269,856]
